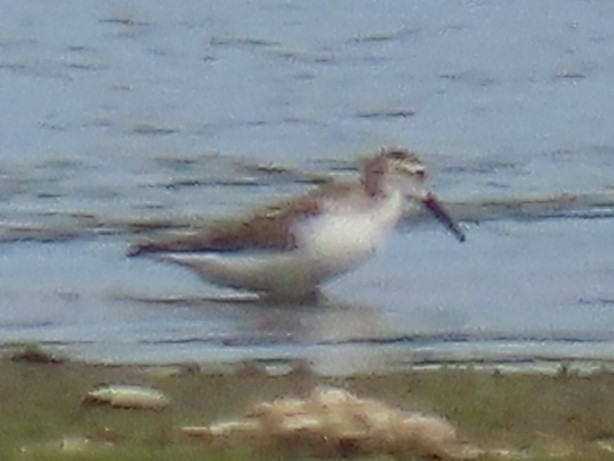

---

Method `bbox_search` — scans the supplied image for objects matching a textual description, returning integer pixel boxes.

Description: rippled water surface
[1,1,614,374]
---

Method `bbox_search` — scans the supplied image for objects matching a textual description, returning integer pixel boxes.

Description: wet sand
[4,347,614,460]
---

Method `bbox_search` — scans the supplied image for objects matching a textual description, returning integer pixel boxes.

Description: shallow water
[1,1,614,374]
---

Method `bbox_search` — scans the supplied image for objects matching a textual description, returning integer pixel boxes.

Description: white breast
[295,191,405,279]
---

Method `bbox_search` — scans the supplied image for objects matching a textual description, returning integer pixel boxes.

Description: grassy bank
[2,349,614,460]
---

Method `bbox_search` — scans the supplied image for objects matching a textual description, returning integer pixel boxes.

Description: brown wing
[127,194,325,257]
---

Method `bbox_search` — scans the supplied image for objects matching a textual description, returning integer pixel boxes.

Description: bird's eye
[413,169,426,180]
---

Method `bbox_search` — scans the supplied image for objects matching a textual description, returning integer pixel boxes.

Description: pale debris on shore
[82,384,171,410]
[182,386,479,459]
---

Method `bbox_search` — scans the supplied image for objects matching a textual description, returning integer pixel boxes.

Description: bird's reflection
[118,288,476,375]
[121,291,391,347]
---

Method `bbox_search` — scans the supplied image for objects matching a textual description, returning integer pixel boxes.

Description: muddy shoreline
[3,346,614,460]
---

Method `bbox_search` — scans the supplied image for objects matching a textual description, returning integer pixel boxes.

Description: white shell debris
[182,386,476,459]
[82,384,170,410]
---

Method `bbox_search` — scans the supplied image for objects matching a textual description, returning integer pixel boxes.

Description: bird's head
[363,147,465,242]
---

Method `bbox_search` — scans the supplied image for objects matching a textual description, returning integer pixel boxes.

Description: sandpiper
[129,147,465,302]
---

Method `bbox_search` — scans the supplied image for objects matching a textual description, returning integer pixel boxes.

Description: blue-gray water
[1,1,614,374]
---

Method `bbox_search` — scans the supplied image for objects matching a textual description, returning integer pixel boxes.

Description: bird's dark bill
[423,194,466,242]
